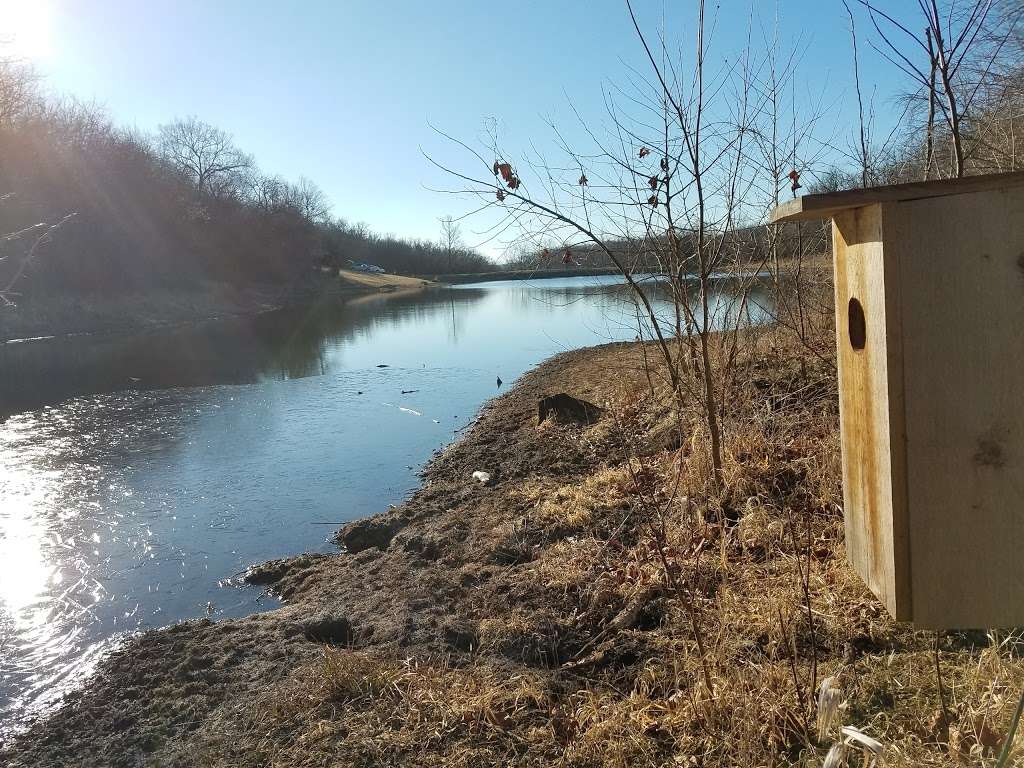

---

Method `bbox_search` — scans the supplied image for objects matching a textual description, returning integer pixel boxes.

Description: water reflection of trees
[0,279,774,419]
[496,278,773,337]
[261,287,490,378]
[0,288,489,417]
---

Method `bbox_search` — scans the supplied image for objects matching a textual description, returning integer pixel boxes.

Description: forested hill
[0,59,491,311]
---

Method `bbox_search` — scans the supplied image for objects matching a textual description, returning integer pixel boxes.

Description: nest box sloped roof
[771,170,1024,223]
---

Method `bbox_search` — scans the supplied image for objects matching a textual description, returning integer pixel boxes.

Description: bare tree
[843,1,874,186]
[857,0,1019,177]
[750,16,835,364]
[431,0,811,490]
[955,0,1024,171]
[291,177,331,223]
[439,215,462,272]
[245,172,288,213]
[157,116,252,196]
[0,55,39,128]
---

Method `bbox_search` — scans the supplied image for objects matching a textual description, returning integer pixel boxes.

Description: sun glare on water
[0,0,53,61]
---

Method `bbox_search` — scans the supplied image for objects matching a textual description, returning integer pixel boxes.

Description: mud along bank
[0,342,637,767]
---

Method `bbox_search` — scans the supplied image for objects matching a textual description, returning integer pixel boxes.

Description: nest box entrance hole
[848,297,866,351]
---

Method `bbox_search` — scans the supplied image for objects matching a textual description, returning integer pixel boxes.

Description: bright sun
[0,0,53,61]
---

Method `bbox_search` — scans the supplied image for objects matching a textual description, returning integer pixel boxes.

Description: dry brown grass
[515,466,633,531]
[193,650,563,767]
[504,332,1024,766]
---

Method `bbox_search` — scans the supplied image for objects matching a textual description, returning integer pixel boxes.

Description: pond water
[0,274,771,733]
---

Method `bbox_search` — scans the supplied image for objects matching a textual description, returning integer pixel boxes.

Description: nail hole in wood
[848,297,866,351]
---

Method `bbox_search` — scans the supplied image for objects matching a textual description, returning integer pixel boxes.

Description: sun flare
[0,0,53,61]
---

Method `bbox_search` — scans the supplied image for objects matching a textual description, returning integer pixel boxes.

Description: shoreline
[418,265,787,285]
[0,272,437,344]
[2,336,1018,766]
[418,266,627,284]
[2,339,629,765]
[0,265,815,343]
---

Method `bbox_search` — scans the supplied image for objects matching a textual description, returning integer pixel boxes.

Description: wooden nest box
[772,171,1024,629]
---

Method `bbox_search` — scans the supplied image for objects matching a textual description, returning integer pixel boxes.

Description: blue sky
[10,0,904,255]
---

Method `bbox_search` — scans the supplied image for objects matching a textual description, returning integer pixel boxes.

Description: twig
[996,683,1024,767]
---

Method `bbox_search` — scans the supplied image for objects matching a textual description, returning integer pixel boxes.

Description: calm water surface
[0,275,769,733]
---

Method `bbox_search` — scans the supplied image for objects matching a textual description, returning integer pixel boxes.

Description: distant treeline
[0,58,494,304]
[504,224,829,275]
[319,221,492,276]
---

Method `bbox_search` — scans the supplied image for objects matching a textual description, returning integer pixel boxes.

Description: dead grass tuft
[517,466,633,532]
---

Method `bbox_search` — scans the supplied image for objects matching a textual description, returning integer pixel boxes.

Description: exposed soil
[336,269,435,291]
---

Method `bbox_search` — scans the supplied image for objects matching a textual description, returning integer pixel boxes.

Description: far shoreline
[0,271,437,344]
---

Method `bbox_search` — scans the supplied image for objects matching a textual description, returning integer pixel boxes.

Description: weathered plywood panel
[892,188,1024,628]
[833,204,911,620]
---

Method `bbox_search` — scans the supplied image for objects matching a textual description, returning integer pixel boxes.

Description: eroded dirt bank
[3,339,1023,767]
